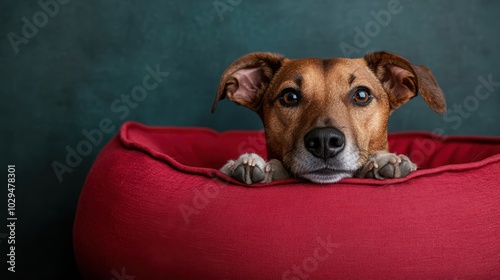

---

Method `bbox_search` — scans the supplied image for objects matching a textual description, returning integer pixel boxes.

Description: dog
[211,51,446,184]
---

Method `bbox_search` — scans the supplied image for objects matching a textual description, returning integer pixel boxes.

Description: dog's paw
[220,153,289,184]
[357,152,417,179]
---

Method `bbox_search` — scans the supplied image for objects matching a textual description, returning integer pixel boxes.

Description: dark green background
[1,0,499,278]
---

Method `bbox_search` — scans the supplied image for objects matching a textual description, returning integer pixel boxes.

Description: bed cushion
[73,121,500,279]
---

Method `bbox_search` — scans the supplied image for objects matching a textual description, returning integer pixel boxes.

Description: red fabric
[74,121,500,280]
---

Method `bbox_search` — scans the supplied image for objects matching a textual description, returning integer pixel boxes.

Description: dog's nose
[304,127,345,159]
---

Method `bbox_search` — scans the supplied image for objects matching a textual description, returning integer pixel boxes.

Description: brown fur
[213,52,446,183]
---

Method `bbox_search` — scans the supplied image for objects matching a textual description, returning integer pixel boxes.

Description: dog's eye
[352,87,373,106]
[279,89,301,107]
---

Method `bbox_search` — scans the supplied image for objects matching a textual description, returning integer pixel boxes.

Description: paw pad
[358,153,417,180]
[220,153,288,184]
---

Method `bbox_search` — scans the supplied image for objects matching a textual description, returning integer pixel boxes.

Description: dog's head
[212,52,446,183]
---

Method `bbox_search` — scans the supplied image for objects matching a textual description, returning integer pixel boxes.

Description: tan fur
[213,52,446,183]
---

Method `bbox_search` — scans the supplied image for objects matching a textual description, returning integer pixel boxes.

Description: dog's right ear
[211,52,286,113]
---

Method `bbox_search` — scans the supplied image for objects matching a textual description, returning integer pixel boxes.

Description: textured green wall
[1,0,499,278]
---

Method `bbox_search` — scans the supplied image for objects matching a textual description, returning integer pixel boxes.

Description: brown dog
[212,51,446,184]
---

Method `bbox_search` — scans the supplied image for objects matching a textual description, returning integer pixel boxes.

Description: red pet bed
[74,122,500,279]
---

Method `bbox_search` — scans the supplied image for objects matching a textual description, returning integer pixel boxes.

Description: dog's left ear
[364,52,446,113]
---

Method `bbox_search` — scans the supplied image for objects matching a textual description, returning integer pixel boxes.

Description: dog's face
[212,52,446,183]
[260,58,393,183]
